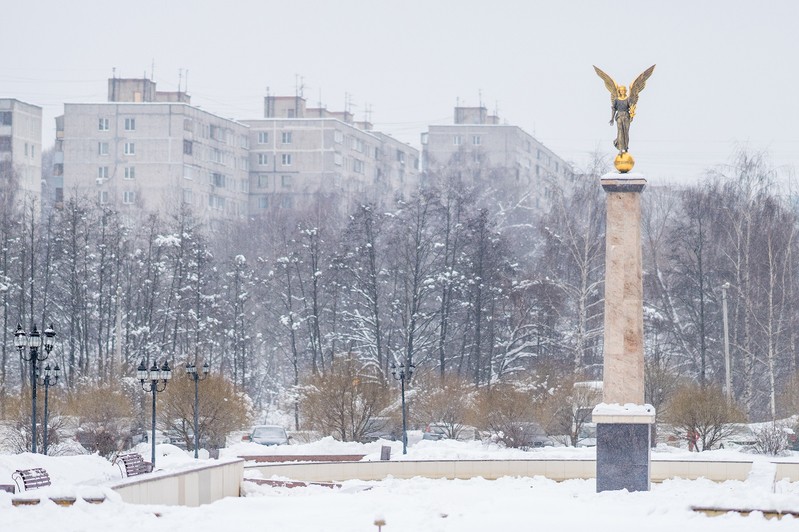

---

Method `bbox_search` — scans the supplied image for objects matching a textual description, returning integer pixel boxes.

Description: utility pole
[721,282,732,404]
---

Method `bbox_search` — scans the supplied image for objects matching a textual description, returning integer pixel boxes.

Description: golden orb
[614,152,635,173]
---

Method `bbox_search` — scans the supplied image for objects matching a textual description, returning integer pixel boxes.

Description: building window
[281,175,292,187]
[182,188,193,204]
[396,150,406,164]
[472,135,481,145]
[334,153,343,166]
[281,131,292,144]
[98,166,109,179]
[0,112,12,126]
[183,118,193,132]
[334,130,343,143]
[258,174,269,188]
[352,138,364,152]
[98,118,109,131]
[24,143,28,156]
[183,140,193,155]
[258,196,268,209]
[209,194,225,209]
[183,164,195,180]
[211,173,225,188]
[98,190,108,204]
[124,118,136,131]
[258,131,269,144]
[124,142,135,155]
[258,153,268,165]
[122,191,136,204]
[281,195,294,208]
[353,159,364,174]
[281,153,292,166]
[124,166,135,179]
[453,135,462,145]
[30,145,34,158]
[98,142,109,155]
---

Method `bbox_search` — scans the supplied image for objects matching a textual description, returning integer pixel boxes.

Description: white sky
[2,0,798,184]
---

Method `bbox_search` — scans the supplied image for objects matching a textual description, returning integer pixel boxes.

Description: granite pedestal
[593,405,655,492]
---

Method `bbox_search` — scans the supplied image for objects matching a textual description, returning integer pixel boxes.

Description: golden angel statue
[593,65,655,154]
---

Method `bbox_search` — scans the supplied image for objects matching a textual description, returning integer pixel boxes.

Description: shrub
[473,383,540,448]
[1,390,68,454]
[300,353,390,442]
[752,423,791,456]
[67,382,138,457]
[664,384,745,451]
[412,374,475,432]
[160,373,253,449]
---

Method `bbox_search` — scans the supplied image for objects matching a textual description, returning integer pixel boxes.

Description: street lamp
[721,282,732,404]
[391,362,415,455]
[138,358,172,467]
[14,323,56,453]
[37,363,61,455]
[185,360,210,459]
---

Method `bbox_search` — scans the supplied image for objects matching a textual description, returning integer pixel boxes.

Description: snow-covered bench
[12,468,51,491]
[115,453,154,477]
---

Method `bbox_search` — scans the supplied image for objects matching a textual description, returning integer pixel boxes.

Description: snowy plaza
[3,437,799,531]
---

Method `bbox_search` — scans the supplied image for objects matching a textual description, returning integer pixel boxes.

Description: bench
[12,468,51,491]
[115,453,154,477]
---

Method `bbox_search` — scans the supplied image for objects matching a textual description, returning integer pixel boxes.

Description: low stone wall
[109,458,243,506]
[245,458,799,484]
[105,456,799,507]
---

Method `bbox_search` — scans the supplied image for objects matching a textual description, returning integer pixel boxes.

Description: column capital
[601,173,647,193]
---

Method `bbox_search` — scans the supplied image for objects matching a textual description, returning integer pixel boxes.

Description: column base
[596,423,652,492]
[594,405,654,492]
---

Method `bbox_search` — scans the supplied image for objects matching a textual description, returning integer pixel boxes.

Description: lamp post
[721,282,732,404]
[185,360,210,459]
[14,324,56,453]
[37,363,61,455]
[391,362,414,455]
[138,359,172,467]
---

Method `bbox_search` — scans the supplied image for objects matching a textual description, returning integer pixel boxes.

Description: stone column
[601,175,645,405]
[595,174,654,493]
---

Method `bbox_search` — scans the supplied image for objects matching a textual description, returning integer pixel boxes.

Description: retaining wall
[245,458,799,484]
[109,458,243,506]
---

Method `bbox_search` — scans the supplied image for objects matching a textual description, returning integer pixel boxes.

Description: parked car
[249,425,291,446]
[576,423,597,447]
[360,417,401,443]
[499,421,555,449]
[422,422,481,442]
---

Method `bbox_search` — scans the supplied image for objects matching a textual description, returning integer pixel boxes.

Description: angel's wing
[628,64,656,107]
[593,66,618,102]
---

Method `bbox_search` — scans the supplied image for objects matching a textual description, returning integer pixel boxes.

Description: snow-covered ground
[2,436,799,531]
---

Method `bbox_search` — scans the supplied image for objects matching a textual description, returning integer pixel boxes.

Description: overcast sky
[2,0,797,184]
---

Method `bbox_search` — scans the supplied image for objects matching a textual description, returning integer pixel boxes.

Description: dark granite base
[596,423,651,492]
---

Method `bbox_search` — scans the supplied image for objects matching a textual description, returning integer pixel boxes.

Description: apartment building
[243,95,418,213]
[57,79,250,224]
[422,106,574,211]
[0,99,42,207]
